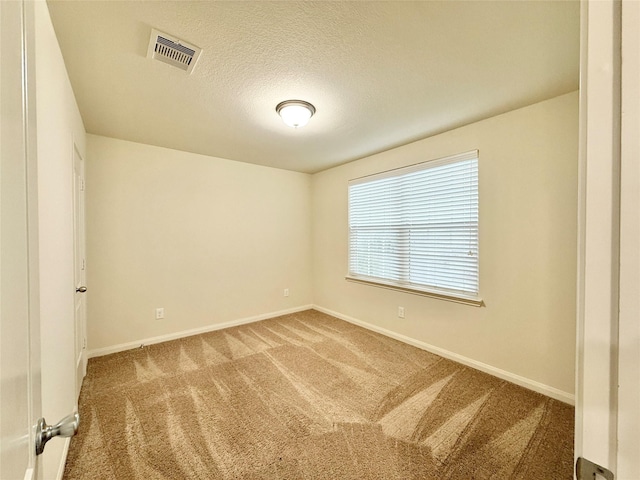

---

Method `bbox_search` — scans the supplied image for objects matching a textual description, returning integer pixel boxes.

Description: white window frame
[346,150,482,306]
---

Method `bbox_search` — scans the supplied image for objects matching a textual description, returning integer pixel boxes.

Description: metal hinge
[577,457,614,480]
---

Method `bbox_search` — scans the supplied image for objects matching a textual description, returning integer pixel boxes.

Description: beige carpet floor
[64,309,574,479]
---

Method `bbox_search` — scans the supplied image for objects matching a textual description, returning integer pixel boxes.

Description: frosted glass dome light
[276,100,316,128]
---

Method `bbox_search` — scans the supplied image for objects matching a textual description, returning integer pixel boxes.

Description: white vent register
[147,29,201,74]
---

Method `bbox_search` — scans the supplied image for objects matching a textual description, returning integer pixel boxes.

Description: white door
[73,147,87,397]
[575,0,640,479]
[0,1,42,478]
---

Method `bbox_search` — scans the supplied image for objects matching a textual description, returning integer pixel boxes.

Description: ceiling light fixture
[276,100,316,128]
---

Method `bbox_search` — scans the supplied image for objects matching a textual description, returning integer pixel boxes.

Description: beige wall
[311,92,578,397]
[86,135,312,350]
[35,2,86,478]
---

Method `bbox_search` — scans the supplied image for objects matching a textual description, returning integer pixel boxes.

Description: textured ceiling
[47,1,580,174]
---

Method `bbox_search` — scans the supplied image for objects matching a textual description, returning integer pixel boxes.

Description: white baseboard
[87,305,314,359]
[313,305,575,406]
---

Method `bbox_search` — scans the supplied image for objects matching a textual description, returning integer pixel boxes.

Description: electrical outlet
[155,307,164,320]
[284,288,290,297]
[398,306,405,318]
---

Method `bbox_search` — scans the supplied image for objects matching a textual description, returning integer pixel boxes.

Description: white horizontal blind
[348,151,479,297]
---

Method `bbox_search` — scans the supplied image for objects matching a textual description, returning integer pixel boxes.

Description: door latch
[576,457,614,480]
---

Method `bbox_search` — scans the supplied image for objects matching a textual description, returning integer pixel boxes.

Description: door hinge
[81,179,85,191]
[576,457,614,480]
[82,258,85,270]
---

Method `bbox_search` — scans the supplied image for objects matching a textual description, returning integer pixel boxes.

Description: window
[347,151,480,305]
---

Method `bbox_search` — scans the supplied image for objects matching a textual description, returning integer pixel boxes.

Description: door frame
[575,0,640,478]
[616,0,640,477]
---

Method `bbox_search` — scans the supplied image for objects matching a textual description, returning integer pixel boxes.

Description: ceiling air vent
[147,29,201,74]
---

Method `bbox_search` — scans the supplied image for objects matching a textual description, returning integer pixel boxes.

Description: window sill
[345,275,484,307]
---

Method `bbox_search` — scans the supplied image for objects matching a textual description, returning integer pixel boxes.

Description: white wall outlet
[398,306,405,318]
[284,288,290,297]
[155,307,164,320]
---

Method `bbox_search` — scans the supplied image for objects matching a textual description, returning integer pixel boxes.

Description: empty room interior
[16,0,592,478]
